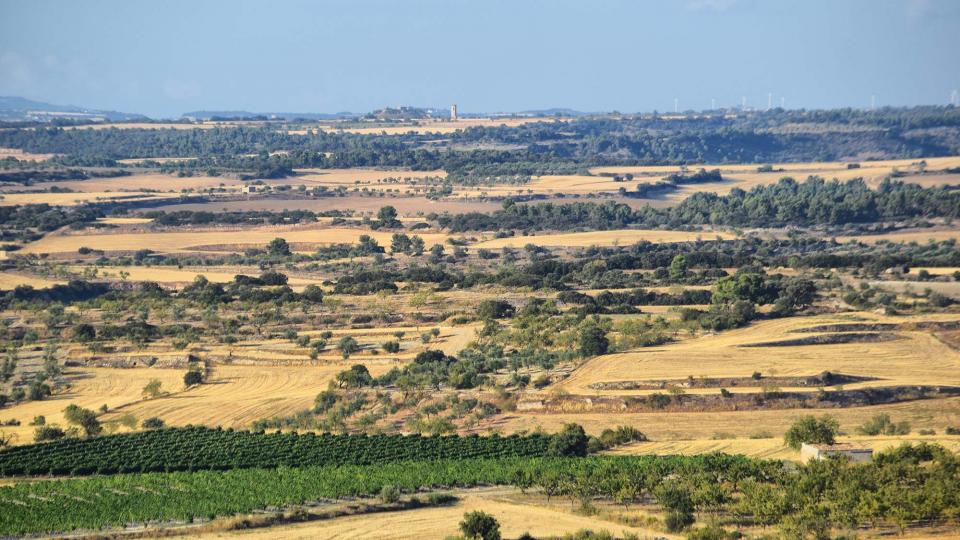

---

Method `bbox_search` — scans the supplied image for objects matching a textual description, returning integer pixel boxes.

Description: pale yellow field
[0,191,179,207]
[908,267,960,276]
[20,225,452,254]
[289,168,447,186]
[96,216,154,225]
[304,117,569,136]
[67,265,322,288]
[554,312,960,396]
[201,488,671,540]
[62,122,217,130]
[608,434,960,460]
[116,157,198,164]
[0,147,56,161]
[0,367,185,444]
[0,272,64,290]
[502,396,960,442]
[100,363,395,430]
[836,228,960,244]
[42,173,233,193]
[473,229,734,249]
[452,155,960,202]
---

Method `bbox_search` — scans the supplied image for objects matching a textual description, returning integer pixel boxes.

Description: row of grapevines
[0,454,772,536]
[0,426,554,476]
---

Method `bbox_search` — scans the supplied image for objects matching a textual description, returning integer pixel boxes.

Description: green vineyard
[0,454,768,536]
[0,426,554,476]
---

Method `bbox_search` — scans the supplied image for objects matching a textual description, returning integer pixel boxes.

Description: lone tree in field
[377,205,401,228]
[142,379,163,399]
[63,404,102,437]
[459,510,501,540]
[337,336,360,359]
[183,370,204,387]
[784,415,840,449]
[267,237,291,257]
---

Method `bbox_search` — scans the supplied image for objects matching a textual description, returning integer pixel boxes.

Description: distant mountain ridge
[0,96,148,122]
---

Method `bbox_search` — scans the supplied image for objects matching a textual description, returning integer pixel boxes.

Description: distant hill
[182,110,354,121]
[0,96,148,122]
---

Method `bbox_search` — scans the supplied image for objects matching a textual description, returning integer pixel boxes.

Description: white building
[800,442,873,463]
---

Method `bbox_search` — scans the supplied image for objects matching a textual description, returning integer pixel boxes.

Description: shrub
[857,413,910,436]
[548,423,589,457]
[379,485,400,504]
[184,370,204,386]
[142,417,165,430]
[460,510,501,540]
[34,425,66,442]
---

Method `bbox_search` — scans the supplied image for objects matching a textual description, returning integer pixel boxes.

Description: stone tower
[450,104,457,121]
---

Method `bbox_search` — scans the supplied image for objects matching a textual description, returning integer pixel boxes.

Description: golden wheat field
[18,225,453,255]
[0,271,64,289]
[300,117,569,136]
[0,147,57,161]
[200,488,672,540]
[63,265,323,288]
[553,312,960,396]
[501,396,960,444]
[0,191,180,207]
[41,172,234,193]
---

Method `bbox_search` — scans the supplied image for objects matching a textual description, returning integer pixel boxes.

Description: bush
[184,370,204,386]
[784,415,839,449]
[460,510,501,540]
[857,413,910,436]
[142,417,165,430]
[379,485,400,504]
[548,423,589,457]
[34,425,66,442]
[665,511,695,533]
[382,341,401,353]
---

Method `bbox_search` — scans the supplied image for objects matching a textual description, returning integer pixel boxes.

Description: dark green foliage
[784,415,840,450]
[548,423,589,457]
[460,510,501,540]
[0,427,555,476]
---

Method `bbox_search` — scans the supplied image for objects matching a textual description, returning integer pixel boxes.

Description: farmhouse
[800,442,873,463]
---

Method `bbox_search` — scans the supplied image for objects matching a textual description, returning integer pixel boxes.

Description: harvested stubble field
[501,396,960,449]
[300,117,569,136]
[0,191,180,207]
[0,272,63,290]
[553,312,960,396]
[64,265,324,288]
[199,487,669,540]
[156,196,502,216]
[18,225,453,255]
[0,147,56,161]
[39,172,233,193]
[452,156,960,202]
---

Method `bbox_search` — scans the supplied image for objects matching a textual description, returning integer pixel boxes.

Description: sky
[0,0,958,118]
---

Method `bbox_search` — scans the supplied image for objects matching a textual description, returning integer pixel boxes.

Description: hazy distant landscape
[1,1,959,539]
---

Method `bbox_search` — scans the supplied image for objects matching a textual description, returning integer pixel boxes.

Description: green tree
[668,254,689,281]
[459,510,501,540]
[577,324,609,357]
[548,423,589,457]
[63,404,101,437]
[784,415,839,450]
[267,237,291,257]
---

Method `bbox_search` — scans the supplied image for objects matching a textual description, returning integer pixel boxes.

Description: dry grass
[0,147,56,161]
[554,312,960,396]
[67,265,322,288]
[836,228,960,244]
[473,229,734,249]
[0,272,64,290]
[198,487,669,540]
[501,396,960,443]
[0,191,179,207]
[607,434,960,460]
[42,173,231,193]
[19,225,453,254]
[303,117,569,136]
[158,197,501,216]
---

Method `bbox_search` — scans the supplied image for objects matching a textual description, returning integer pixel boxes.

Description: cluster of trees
[441,177,960,231]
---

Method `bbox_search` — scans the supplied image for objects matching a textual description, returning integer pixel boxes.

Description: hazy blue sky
[1,0,958,117]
